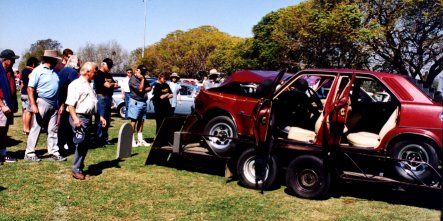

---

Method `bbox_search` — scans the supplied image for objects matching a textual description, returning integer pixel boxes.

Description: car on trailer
[148,68,443,199]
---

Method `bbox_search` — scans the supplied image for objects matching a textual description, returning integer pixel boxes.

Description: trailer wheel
[286,155,331,199]
[237,148,278,189]
[391,140,438,183]
[204,116,237,156]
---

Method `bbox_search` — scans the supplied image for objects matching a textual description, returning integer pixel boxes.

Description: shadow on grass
[0,186,6,192]
[7,149,47,160]
[85,159,124,176]
[5,136,22,148]
[282,180,441,210]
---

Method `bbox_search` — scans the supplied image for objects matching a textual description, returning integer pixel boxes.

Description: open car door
[318,73,356,147]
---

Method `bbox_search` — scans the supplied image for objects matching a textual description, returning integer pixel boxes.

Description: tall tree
[360,0,443,86]
[18,39,62,70]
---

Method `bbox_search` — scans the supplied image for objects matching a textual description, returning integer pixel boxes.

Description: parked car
[192,69,443,196]
[112,78,198,118]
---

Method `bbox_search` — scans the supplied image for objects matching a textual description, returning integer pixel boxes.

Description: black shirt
[94,70,115,97]
[152,82,172,110]
[129,76,150,101]
[21,67,32,95]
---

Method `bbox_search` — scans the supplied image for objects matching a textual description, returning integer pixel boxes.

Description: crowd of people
[0,48,213,181]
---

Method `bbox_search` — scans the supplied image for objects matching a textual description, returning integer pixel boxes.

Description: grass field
[0,106,441,220]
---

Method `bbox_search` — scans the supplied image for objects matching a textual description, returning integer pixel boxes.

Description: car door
[320,73,355,146]
[175,85,194,115]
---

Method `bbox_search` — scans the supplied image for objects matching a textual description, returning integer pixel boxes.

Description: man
[127,65,151,146]
[24,50,66,161]
[168,72,181,114]
[54,48,74,73]
[94,58,118,146]
[0,49,19,163]
[120,68,133,119]
[57,55,80,155]
[152,73,172,133]
[66,62,105,180]
[20,57,39,135]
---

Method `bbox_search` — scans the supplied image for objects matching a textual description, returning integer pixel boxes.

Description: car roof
[220,70,283,86]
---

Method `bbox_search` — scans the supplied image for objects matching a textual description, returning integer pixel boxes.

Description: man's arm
[27,87,38,113]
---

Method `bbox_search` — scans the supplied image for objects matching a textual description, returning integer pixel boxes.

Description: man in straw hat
[0,49,19,163]
[24,50,66,161]
[168,72,181,114]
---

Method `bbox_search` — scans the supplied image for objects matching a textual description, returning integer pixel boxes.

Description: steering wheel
[307,87,324,110]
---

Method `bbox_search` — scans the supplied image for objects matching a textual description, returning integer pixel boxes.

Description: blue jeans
[95,95,112,144]
[70,114,92,173]
[124,92,130,119]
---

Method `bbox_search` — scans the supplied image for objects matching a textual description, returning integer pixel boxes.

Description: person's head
[126,68,133,77]
[136,65,147,76]
[41,50,61,68]
[158,73,166,83]
[170,72,180,82]
[26,57,39,68]
[80,62,97,81]
[62,48,73,62]
[65,55,80,69]
[0,49,19,69]
[208,68,220,80]
[100,58,113,72]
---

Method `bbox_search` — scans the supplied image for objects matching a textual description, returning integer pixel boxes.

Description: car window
[179,85,193,96]
[352,77,391,103]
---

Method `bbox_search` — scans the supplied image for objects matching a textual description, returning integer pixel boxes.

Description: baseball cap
[0,49,20,59]
[73,127,85,144]
[102,58,113,69]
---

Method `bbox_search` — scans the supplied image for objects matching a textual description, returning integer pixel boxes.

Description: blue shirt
[28,64,60,106]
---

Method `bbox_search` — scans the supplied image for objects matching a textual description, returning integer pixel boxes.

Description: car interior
[275,74,399,149]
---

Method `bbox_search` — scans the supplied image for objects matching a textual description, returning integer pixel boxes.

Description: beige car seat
[346,107,398,148]
[287,112,324,143]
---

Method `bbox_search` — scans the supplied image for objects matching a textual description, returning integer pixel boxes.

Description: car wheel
[118,104,127,119]
[204,116,237,156]
[286,155,331,199]
[391,140,438,183]
[237,148,278,189]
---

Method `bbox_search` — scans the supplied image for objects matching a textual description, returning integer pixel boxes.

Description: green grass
[0,98,441,220]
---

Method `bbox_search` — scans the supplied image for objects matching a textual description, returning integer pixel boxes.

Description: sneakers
[24,155,42,162]
[132,140,139,147]
[138,139,151,146]
[72,172,85,180]
[0,155,16,163]
[50,154,67,161]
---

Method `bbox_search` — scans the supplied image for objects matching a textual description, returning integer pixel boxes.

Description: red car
[193,69,443,197]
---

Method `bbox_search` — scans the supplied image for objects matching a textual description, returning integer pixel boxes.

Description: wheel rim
[243,156,269,185]
[397,144,430,176]
[298,169,320,190]
[208,122,234,150]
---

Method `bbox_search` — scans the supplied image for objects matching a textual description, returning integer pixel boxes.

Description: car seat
[287,112,324,143]
[346,107,398,148]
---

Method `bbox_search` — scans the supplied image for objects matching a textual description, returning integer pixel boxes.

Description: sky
[0,0,301,68]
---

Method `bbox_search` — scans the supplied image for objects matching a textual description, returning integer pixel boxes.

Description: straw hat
[42,50,62,60]
[208,69,220,77]
[170,72,180,80]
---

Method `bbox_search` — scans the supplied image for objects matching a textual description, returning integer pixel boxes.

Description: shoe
[0,155,16,163]
[132,140,139,147]
[24,155,41,162]
[138,139,151,146]
[50,154,67,161]
[72,172,85,180]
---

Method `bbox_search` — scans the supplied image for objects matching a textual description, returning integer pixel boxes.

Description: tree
[18,39,62,70]
[134,26,244,79]
[77,40,129,73]
[360,0,443,86]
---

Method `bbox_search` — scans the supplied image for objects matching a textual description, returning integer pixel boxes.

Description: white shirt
[168,81,182,108]
[65,76,97,115]
[121,76,130,93]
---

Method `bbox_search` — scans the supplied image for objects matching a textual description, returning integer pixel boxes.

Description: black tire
[286,155,331,199]
[204,116,237,156]
[117,104,126,119]
[237,148,278,189]
[391,140,439,183]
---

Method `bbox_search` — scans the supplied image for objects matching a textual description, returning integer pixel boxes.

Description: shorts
[21,95,30,111]
[127,97,147,120]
